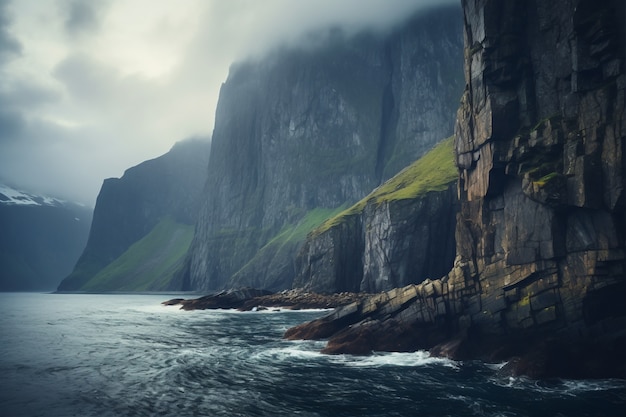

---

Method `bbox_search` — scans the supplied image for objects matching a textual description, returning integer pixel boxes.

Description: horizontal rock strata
[286,0,626,379]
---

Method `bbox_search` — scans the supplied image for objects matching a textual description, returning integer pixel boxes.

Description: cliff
[294,137,458,293]
[0,185,92,291]
[186,5,464,291]
[286,0,626,378]
[58,138,210,291]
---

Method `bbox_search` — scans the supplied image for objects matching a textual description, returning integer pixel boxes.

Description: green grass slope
[230,205,349,289]
[314,136,457,235]
[80,217,194,291]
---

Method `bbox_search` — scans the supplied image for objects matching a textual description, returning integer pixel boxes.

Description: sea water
[0,293,624,417]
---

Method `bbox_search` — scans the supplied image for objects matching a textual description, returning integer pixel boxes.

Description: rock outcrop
[163,288,371,311]
[58,138,210,291]
[294,137,458,293]
[286,0,626,379]
[185,5,464,291]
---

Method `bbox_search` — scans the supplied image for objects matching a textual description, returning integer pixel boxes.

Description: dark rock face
[293,213,364,293]
[361,187,458,292]
[294,184,458,293]
[186,6,464,291]
[58,139,210,291]
[286,0,626,379]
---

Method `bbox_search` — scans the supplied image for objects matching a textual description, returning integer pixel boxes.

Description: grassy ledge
[313,136,457,236]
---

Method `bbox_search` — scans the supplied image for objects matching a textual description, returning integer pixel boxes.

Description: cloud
[0,108,24,142]
[0,119,107,201]
[193,0,455,61]
[63,0,108,36]
[53,52,119,102]
[0,0,21,62]
[0,0,459,205]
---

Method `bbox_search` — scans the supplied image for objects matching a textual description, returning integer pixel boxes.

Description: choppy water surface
[0,293,624,417]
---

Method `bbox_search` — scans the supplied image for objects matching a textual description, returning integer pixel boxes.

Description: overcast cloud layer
[0,0,456,205]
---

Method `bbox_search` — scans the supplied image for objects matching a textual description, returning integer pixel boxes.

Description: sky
[0,0,454,206]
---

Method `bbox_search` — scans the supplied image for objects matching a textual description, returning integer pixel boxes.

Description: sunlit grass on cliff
[313,136,457,236]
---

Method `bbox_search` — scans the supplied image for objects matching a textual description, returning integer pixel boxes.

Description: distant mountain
[57,138,210,292]
[0,185,92,291]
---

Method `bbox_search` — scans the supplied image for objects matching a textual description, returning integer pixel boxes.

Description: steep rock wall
[187,6,464,291]
[453,0,625,351]
[294,213,365,293]
[286,0,626,378]
[294,137,459,293]
[360,186,458,292]
[294,185,457,293]
[58,139,210,291]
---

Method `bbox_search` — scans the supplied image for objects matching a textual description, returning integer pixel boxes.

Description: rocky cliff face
[294,138,458,293]
[58,138,210,291]
[286,0,626,378]
[186,6,464,291]
[0,185,92,291]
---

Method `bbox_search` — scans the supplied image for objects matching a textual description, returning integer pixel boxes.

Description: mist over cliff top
[0,0,457,205]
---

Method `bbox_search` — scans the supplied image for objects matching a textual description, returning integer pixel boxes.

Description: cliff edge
[286,0,626,379]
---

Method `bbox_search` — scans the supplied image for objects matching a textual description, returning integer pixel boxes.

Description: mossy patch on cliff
[80,217,194,291]
[313,136,457,235]
[532,172,559,187]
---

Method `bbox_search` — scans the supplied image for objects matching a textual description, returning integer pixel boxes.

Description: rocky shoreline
[163,285,625,379]
[280,0,626,381]
[283,283,626,379]
[162,288,371,311]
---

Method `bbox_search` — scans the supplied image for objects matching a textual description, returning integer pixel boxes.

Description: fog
[0,0,456,205]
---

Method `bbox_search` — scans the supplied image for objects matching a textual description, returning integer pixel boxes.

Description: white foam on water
[251,341,328,363]
[332,350,460,369]
[261,341,461,370]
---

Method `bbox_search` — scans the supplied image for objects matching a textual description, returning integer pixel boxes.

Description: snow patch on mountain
[0,184,66,207]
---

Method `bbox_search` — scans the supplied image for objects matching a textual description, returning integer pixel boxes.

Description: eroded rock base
[284,282,626,379]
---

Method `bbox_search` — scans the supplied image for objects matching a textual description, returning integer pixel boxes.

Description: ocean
[0,293,624,417]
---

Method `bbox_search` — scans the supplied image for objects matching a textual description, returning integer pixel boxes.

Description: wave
[251,340,328,363]
[333,350,460,369]
[255,344,460,370]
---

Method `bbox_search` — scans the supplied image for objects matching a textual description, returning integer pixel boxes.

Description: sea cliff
[286,0,626,379]
[185,6,464,291]
[58,139,210,291]
[294,137,458,293]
